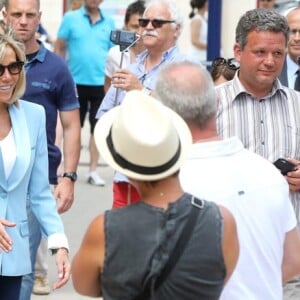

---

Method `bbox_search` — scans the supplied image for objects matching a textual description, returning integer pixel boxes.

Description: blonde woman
[0,33,70,299]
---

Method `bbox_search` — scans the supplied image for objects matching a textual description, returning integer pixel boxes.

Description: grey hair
[155,61,217,127]
[236,8,289,49]
[144,0,183,33]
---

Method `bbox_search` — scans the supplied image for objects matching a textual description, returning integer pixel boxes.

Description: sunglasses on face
[212,57,240,70]
[138,18,175,29]
[0,61,24,76]
[260,0,272,2]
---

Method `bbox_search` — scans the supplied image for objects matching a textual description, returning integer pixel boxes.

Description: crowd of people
[1,0,300,299]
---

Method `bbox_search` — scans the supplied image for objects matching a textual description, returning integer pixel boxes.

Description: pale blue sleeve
[28,106,65,236]
[96,86,126,119]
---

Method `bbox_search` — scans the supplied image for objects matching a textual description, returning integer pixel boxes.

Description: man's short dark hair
[235,8,289,49]
[125,0,145,25]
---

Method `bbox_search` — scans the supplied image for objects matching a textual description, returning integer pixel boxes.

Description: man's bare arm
[72,214,105,297]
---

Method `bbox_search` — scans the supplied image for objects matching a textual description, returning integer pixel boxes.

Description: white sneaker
[87,171,106,186]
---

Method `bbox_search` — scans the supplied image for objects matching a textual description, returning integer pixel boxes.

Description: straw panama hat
[94,90,192,181]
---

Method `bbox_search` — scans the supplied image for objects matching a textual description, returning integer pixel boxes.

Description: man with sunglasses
[3,0,81,298]
[216,8,300,298]
[96,0,191,209]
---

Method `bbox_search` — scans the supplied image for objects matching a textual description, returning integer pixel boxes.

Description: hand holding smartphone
[273,158,297,175]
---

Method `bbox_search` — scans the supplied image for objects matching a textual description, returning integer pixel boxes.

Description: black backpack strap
[134,196,204,300]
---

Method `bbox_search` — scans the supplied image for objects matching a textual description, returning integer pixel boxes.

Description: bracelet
[51,247,69,255]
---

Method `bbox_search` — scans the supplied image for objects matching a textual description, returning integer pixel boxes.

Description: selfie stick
[114,35,141,106]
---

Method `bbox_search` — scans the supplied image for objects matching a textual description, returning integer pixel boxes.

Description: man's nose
[19,14,28,24]
[264,53,275,65]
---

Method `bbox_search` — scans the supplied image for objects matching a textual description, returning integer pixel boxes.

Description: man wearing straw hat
[72,90,239,299]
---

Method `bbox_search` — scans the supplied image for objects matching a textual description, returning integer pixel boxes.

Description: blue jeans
[19,200,42,300]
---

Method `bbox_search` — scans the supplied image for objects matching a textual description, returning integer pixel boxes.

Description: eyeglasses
[212,57,240,70]
[260,0,272,2]
[138,18,175,29]
[290,29,300,36]
[0,61,24,76]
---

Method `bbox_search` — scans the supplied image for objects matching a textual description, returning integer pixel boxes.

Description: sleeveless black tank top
[102,193,226,300]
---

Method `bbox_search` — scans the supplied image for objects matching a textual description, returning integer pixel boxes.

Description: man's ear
[174,24,181,39]
[2,10,7,21]
[233,43,241,61]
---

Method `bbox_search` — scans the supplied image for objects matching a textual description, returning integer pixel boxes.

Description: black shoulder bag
[134,196,204,300]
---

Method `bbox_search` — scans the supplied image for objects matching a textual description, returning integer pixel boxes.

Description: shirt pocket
[19,220,29,237]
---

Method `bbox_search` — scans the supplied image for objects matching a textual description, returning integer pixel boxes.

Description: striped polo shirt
[216,75,300,223]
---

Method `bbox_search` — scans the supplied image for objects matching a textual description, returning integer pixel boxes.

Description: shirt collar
[26,41,46,64]
[81,5,103,22]
[229,72,287,102]
[188,137,244,159]
[136,44,179,64]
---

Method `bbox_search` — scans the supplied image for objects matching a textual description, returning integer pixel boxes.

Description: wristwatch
[62,172,77,182]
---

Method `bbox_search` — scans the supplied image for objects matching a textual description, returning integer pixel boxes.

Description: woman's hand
[53,248,71,290]
[0,218,15,252]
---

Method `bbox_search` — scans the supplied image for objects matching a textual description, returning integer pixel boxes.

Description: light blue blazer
[0,100,65,276]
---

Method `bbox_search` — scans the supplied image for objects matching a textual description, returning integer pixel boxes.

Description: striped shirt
[216,75,300,223]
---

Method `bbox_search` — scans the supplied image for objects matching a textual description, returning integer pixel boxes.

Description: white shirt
[180,137,296,300]
[188,13,207,63]
[105,45,131,78]
[0,129,16,179]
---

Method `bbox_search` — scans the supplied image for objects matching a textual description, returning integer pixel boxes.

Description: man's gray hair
[145,0,183,30]
[236,8,289,49]
[155,61,217,127]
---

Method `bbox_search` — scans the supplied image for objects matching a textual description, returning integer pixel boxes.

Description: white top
[188,13,207,63]
[180,137,296,300]
[105,45,131,78]
[0,129,16,179]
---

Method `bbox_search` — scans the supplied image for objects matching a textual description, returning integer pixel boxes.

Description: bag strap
[134,196,204,300]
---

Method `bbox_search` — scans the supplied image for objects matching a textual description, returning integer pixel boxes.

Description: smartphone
[273,158,297,175]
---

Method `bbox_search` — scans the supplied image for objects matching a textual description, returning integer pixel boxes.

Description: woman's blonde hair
[0,29,26,105]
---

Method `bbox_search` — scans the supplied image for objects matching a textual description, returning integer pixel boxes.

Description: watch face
[63,172,77,181]
[70,173,77,181]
